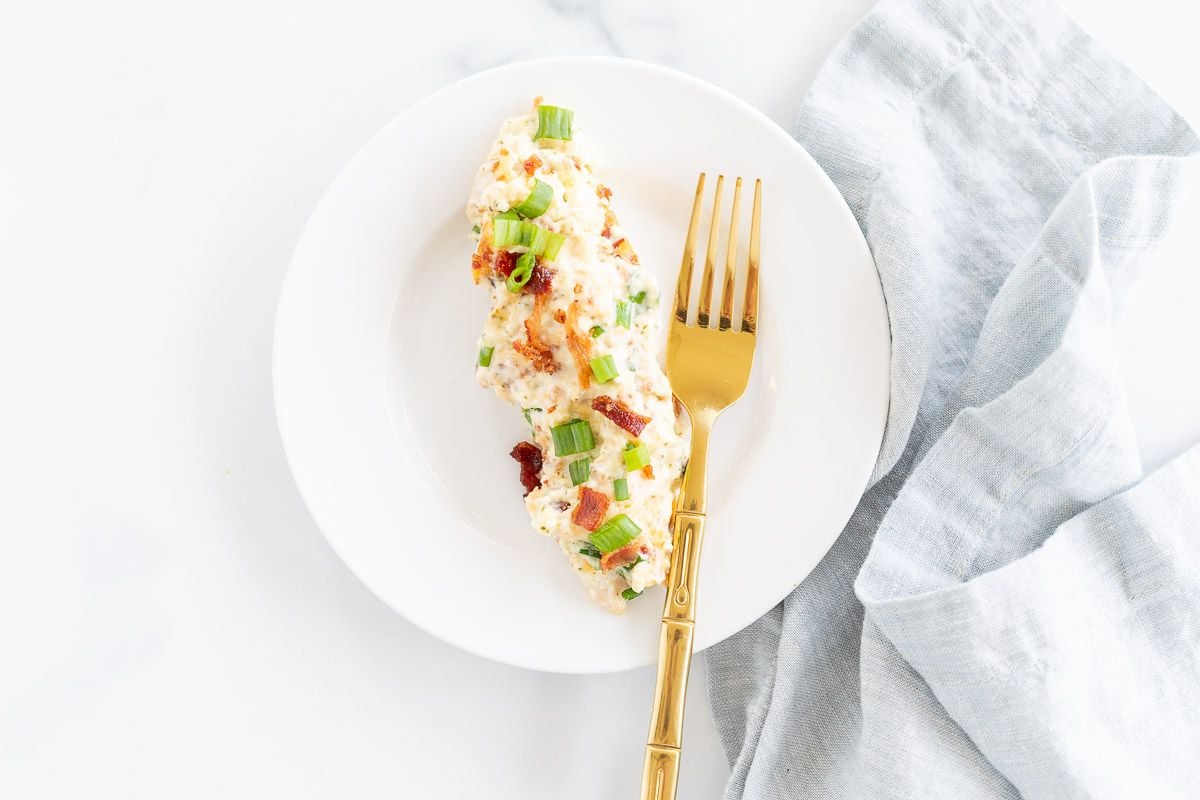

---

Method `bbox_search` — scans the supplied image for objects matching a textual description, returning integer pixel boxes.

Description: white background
[2,2,1197,798]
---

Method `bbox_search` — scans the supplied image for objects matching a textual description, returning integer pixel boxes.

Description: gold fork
[640,174,761,800]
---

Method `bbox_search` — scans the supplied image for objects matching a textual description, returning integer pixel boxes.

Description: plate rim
[273,55,890,673]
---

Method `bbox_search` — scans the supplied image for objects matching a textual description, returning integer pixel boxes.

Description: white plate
[274,57,889,673]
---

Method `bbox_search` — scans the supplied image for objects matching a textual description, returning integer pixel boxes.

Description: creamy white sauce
[467,107,689,613]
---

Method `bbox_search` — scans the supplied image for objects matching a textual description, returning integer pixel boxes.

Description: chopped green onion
[493,216,525,248]
[534,105,574,141]
[506,250,535,293]
[496,210,519,220]
[471,224,480,234]
[589,354,619,384]
[590,514,641,553]
[551,419,595,456]
[533,228,566,261]
[568,457,591,486]
[590,325,605,338]
[613,478,629,501]
[522,407,541,426]
[621,588,642,601]
[512,179,553,218]
[528,226,567,261]
[579,544,602,559]
[478,345,494,367]
[631,290,647,304]
[623,441,651,472]
[615,301,632,328]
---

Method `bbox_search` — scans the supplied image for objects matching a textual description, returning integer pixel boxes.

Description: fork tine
[697,175,724,328]
[742,179,761,334]
[673,174,706,324]
[719,177,742,331]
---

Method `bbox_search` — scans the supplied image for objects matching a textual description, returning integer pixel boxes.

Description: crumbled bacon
[560,301,592,390]
[601,542,648,572]
[509,441,543,496]
[642,465,655,480]
[571,487,610,532]
[613,238,639,264]
[523,155,542,176]
[596,184,612,200]
[492,250,552,295]
[601,210,616,239]
[493,249,518,277]
[525,264,553,294]
[591,395,651,437]
[513,292,557,373]
[471,237,493,284]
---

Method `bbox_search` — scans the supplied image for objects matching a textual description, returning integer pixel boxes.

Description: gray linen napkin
[705,0,1200,797]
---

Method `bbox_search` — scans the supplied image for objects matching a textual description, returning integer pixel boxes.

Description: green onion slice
[522,407,542,426]
[621,587,641,601]
[613,478,629,501]
[512,179,553,218]
[590,514,641,553]
[534,105,574,140]
[478,345,494,367]
[631,290,647,304]
[568,457,591,486]
[471,224,480,234]
[505,250,536,293]
[493,216,525,248]
[550,419,595,456]
[590,325,605,338]
[533,228,566,261]
[615,301,632,328]
[579,544,602,560]
[623,441,651,472]
[589,354,619,384]
[496,210,519,220]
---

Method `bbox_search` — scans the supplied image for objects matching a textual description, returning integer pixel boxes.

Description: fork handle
[640,511,706,800]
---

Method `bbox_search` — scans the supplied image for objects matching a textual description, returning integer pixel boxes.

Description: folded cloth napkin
[705,0,1200,797]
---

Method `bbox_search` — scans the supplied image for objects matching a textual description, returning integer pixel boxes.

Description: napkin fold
[705,0,1200,797]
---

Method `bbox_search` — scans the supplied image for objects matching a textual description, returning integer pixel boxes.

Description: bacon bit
[493,249,518,277]
[614,238,639,264]
[509,441,543,496]
[601,210,616,239]
[642,465,655,479]
[523,155,542,176]
[553,309,566,324]
[513,292,557,373]
[525,264,554,295]
[597,185,612,200]
[493,250,553,295]
[591,395,651,437]
[560,300,592,390]
[471,237,493,284]
[571,487,610,532]
[601,542,648,572]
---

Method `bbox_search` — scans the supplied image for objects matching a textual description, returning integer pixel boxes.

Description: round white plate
[274,57,889,673]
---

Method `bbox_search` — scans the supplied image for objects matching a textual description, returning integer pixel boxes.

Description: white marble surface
[2,1,1198,798]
